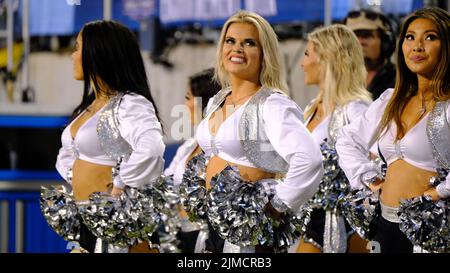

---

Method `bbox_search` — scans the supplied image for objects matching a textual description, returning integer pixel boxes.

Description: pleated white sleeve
[335,89,394,189]
[113,94,165,188]
[55,145,76,183]
[262,93,324,212]
[346,100,371,123]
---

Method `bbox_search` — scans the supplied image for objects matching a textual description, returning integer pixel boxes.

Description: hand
[111,186,124,198]
[265,201,282,220]
[367,178,384,193]
[423,188,440,201]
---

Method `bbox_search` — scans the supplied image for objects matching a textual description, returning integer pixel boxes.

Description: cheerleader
[336,7,450,253]
[183,10,323,253]
[297,24,372,253]
[163,68,221,252]
[48,20,165,253]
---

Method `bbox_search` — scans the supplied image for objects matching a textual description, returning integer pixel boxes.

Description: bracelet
[361,171,380,187]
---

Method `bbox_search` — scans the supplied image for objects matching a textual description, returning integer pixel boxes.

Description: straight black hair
[71,20,162,129]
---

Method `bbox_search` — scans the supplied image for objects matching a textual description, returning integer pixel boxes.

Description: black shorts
[303,208,354,249]
[177,230,200,253]
[204,220,225,253]
[78,222,160,253]
[372,216,413,253]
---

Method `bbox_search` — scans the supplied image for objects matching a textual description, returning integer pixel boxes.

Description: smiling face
[221,22,262,83]
[402,18,441,78]
[300,40,321,86]
[72,33,83,81]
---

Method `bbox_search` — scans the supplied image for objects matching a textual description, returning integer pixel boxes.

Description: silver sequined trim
[323,211,348,253]
[328,104,349,146]
[239,87,289,173]
[97,94,132,162]
[427,101,450,169]
[205,86,289,174]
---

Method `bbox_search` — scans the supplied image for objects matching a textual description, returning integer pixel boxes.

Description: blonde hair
[215,10,288,92]
[304,24,372,120]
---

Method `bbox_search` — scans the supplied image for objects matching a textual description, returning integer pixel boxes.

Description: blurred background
[0,0,447,253]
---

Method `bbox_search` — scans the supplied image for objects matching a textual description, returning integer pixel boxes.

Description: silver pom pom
[77,185,161,248]
[40,185,80,241]
[207,166,305,250]
[179,152,209,222]
[153,175,182,234]
[306,141,350,211]
[341,188,379,240]
[294,205,314,235]
[152,175,182,253]
[399,195,450,252]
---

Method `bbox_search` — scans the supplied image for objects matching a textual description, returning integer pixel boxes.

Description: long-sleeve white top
[56,93,165,189]
[196,91,324,211]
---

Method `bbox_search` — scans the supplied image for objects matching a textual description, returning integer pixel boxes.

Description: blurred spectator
[344,9,397,100]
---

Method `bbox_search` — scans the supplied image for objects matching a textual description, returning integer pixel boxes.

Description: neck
[229,77,261,100]
[416,75,433,99]
[91,78,115,100]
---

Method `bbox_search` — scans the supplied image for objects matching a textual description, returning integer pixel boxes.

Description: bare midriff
[205,155,275,190]
[380,159,436,207]
[71,159,114,201]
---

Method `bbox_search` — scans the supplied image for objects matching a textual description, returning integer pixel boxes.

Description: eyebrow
[406,29,439,34]
[225,36,258,40]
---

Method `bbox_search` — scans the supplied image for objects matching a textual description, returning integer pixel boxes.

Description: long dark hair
[188,68,221,112]
[71,20,161,126]
[378,7,450,140]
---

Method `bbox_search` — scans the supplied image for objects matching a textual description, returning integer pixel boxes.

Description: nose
[232,42,244,53]
[413,40,424,52]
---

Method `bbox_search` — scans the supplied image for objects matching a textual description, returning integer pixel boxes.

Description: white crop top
[196,98,256,168]
[306,100,369,145]
[336,89,450,198]
[377,111,435,171]
[61,104,116,166]
[196,91,324,211]
[55,93,165,189]
[308,116,330,144]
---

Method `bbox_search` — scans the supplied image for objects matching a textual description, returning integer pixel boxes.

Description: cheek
[375,39,382,49]
[305,60,318,73]
[222,45,231,57]
[185,99,195,113]
[247,47,262,60]
[430,44,442,60]
[75,54,82,69]
[302,60,310,71]
[402,41,411,56]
